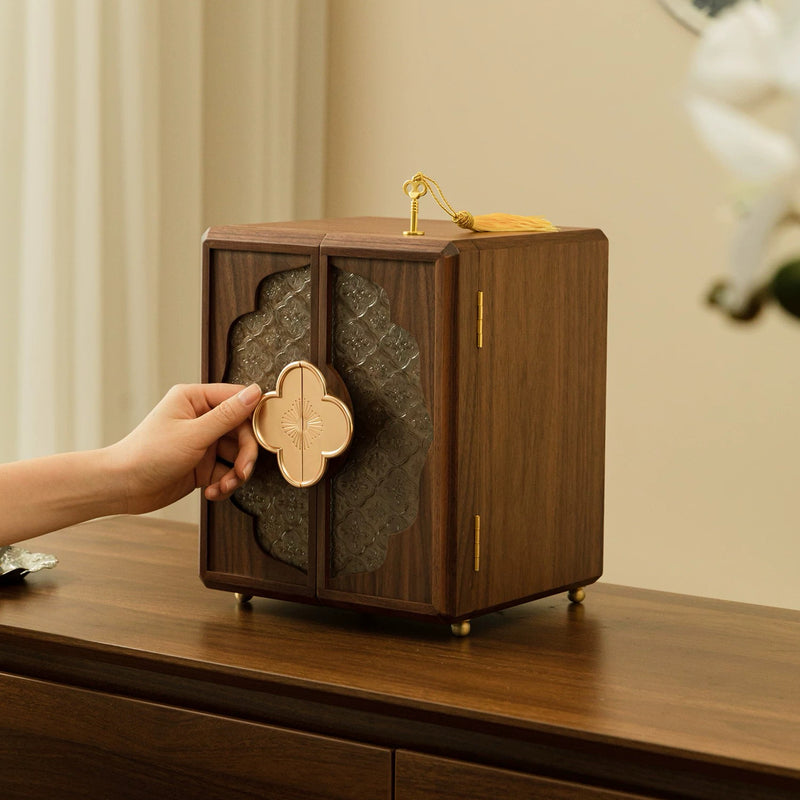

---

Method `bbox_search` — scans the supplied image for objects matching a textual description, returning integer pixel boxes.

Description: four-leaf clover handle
[251,361,354,488]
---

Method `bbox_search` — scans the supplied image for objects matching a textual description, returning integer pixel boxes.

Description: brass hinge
[476,291,484,349]
[473,514,481,572]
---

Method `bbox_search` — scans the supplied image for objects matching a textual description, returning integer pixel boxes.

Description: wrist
[99,443,133,517]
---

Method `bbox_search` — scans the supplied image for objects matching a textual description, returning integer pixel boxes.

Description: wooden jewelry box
[200,217,608,635]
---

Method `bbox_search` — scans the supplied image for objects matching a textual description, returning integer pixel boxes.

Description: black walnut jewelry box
[200,216,607,635]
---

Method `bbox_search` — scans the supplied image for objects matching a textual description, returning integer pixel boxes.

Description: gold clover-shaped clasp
[252,361,353,488]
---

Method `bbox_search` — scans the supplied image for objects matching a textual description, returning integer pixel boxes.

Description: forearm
[0,448,128,546]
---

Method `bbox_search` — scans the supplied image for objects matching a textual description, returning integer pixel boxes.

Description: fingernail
[206,485,219,500]
[243,460,255,481]
[237,383,262,407]
[223,477,239,493]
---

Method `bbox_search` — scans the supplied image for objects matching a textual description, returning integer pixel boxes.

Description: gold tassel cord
[404,172,558,234]
[464,211,557,232]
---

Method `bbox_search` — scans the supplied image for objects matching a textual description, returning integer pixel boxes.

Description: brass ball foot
[234,593,253,605]
[567,587,585,604]
[450,620,471,637]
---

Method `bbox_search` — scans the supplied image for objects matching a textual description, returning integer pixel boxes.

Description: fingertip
[236,382,262,408]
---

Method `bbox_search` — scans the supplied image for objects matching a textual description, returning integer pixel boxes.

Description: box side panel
[457,234,608,616]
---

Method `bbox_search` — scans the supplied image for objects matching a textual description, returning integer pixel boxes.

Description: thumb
[193,383,262,446]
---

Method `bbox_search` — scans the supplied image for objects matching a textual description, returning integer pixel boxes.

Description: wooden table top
[1,516,798,785]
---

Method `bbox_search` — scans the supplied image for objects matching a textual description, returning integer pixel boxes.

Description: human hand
[109,383,262,515]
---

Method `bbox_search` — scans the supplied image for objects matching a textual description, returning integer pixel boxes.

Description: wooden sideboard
[0,516,798,799]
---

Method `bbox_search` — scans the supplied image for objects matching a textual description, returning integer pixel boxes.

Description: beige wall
[324,0,800,609]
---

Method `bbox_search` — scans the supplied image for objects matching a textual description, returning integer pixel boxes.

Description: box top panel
[203,217,606,259]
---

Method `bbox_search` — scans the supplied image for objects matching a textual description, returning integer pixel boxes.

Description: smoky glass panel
[225,266,312,572]
[331,270,434,577]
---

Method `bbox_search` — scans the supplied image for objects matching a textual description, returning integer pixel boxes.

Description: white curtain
[0,0,328,474]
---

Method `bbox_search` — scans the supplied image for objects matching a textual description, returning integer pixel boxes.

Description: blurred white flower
[686,0,800,312]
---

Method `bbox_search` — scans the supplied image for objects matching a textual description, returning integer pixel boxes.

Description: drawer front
[0,672,391,800]
[395,751,651,800]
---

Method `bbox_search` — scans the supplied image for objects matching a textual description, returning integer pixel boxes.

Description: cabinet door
[395,751,650,800]
[1,672,392,800]
[202,237,460,617]
[315,253,450,615]
[202,243,320,599]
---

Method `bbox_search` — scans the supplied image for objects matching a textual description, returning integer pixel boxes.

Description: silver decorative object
[0,545,58,584]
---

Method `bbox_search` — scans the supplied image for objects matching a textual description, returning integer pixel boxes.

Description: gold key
[402,177,427,236]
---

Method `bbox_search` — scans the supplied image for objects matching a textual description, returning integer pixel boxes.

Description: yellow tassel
[454,210,558,233]
[403,173,558,235]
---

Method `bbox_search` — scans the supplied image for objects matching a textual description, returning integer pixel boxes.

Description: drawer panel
[0,672,391,800]
[395,751,652,800]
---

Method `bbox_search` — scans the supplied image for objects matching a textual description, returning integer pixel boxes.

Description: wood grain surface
[395,751,651,800]
[1,671,391,799]
[457,233,607,615]
[202,244,319,597]
[1,517,798,800]
[319,254,439,609]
